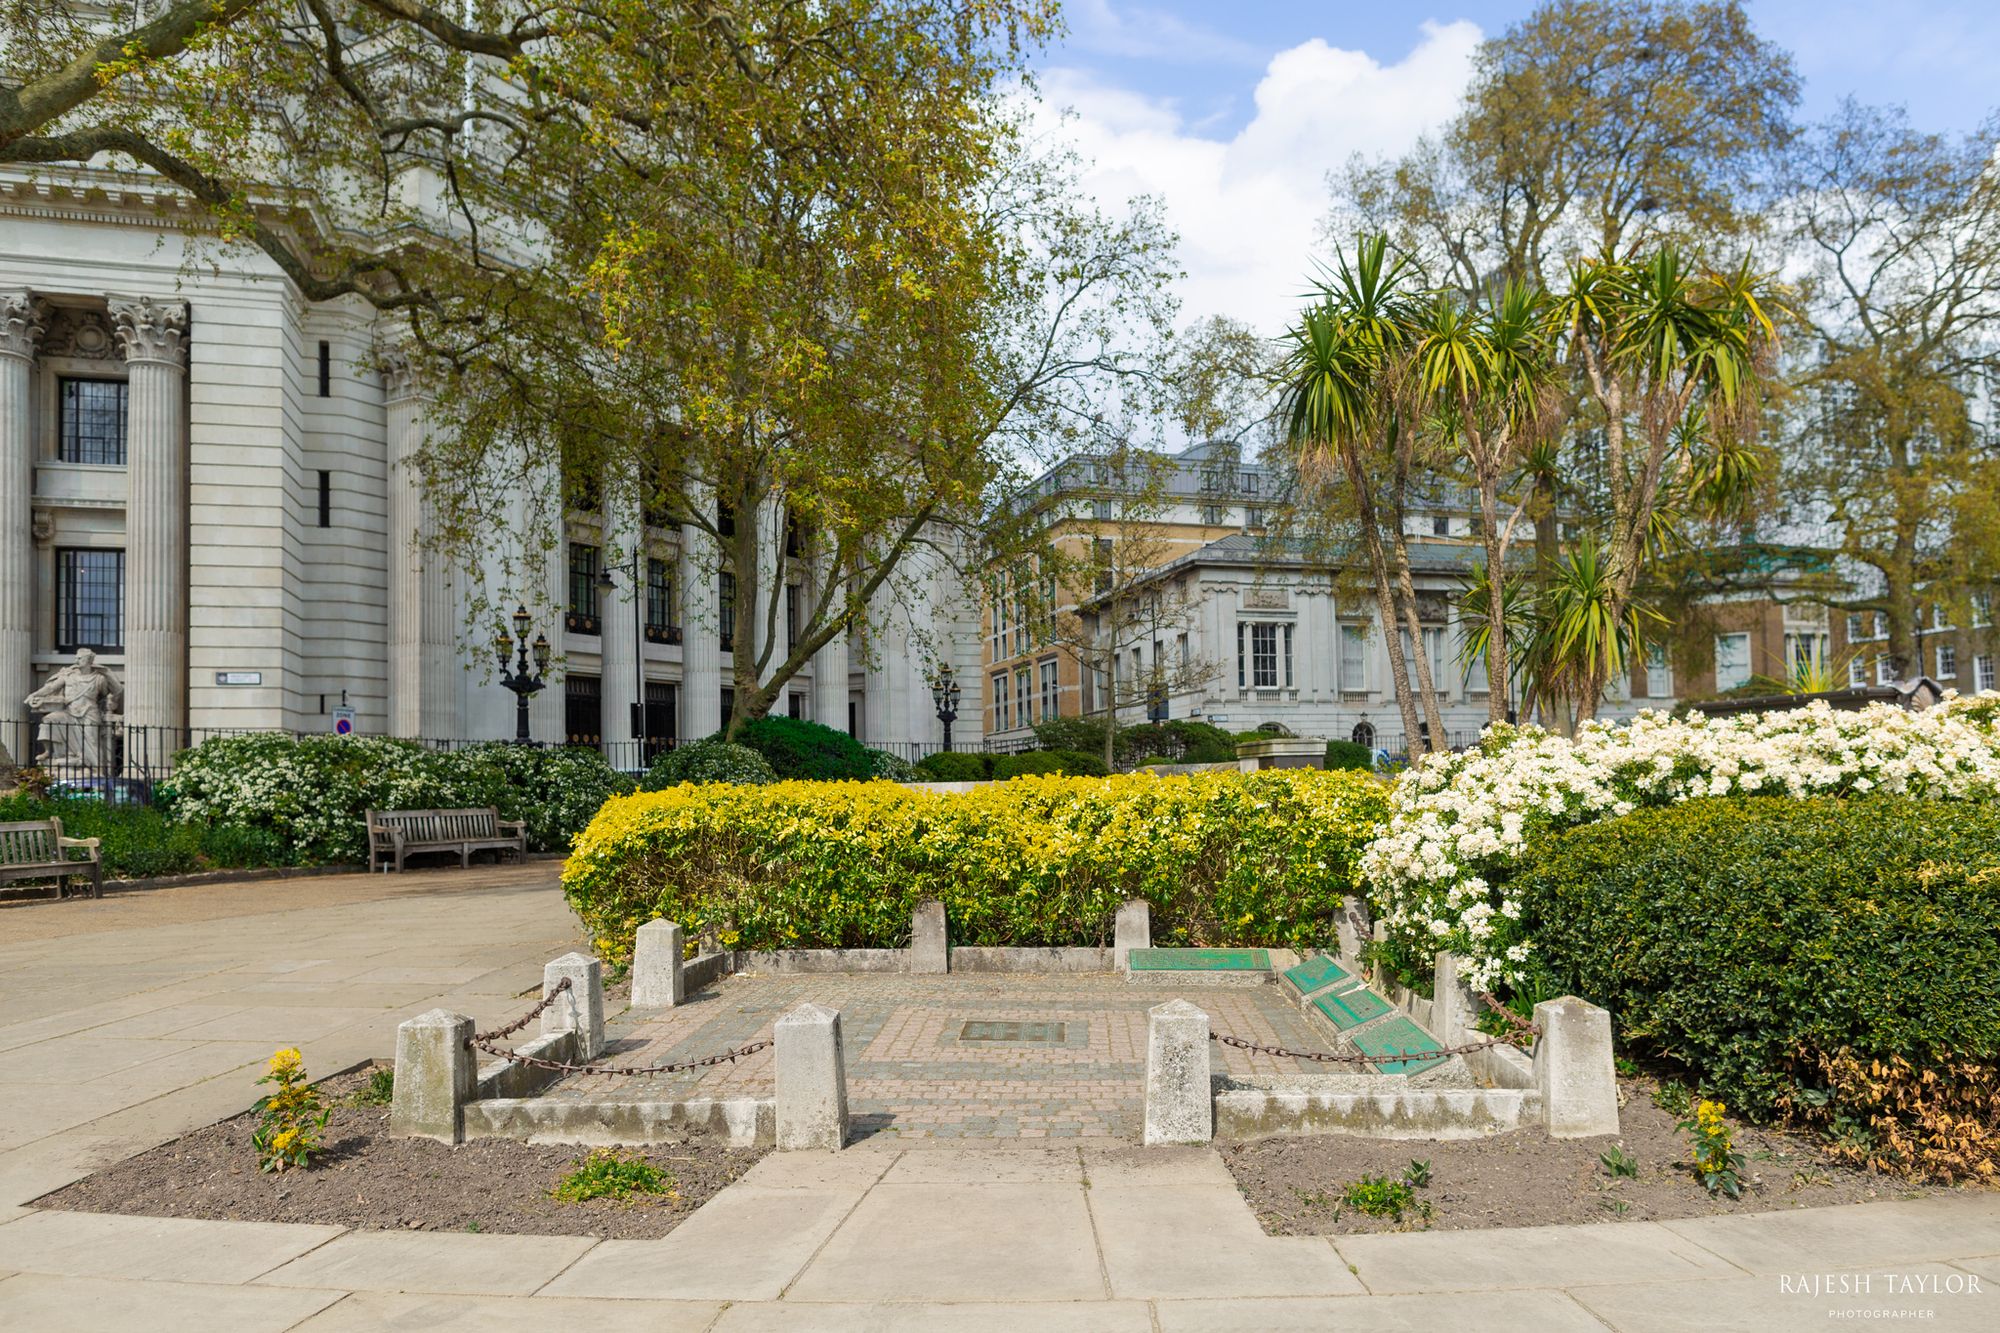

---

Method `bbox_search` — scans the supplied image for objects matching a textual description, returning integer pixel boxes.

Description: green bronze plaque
[1352,1015,1449,1074]
[1312,986,1391,1030]
[1283,955,1358,995]
[1127,948,1272,972]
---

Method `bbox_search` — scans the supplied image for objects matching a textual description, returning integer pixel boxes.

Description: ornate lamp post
[929,664,962,753]
[494,605,551,744]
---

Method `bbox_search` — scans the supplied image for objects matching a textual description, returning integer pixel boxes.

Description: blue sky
[1029,2,1999,336]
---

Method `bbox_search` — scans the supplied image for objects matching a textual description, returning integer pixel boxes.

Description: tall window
[1715,632,1751,690]
[58,379,127,465]
[1644,642,1671,697]
[785,583,801,651]
[992,671,1011,731]
[1431,514,1450,537]
[1351,721,1375,749]
[567,543,600,628]
[56,548,124,651]
[1015,666,1032,726]
[1976,654,1996,692]
[1937,642,1958,678]
[1340,624,1367,691]
[718,571,736,647]
[1783,632,1830,678]
[1240,621,1292,690]
[1848,656,1868,688]
[1878,655,1897,685]
[646,557,672,632]
[992,593,1011,661]
[1039,658,1059,720]
[1973,592,1993,627]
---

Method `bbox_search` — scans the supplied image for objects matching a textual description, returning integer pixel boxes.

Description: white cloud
[1036,21,1481,339]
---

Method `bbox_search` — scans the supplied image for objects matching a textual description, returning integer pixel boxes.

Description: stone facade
[0,181,976,765]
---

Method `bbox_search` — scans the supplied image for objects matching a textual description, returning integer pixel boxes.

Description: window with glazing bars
[56,548,124,651]
[646,557,672,630]
[719,572,736,646]
[58,379,127,465]
[568,543,600,619]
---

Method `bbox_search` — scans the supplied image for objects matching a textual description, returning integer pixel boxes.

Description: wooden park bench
[0,818,104,900]
[364,807,527,873]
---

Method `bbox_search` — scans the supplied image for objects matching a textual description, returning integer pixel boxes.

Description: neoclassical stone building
[0,182,978,770]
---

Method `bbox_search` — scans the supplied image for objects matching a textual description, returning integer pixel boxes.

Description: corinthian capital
[381,345,426,403]
[108,295,191,367]
[0,291,49,362]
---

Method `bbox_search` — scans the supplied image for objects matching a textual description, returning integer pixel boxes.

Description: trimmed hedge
[1513,796,2000,1175]
[1029,717,1238,768]
[1324,739,1374,771]
[915,751,989,782]
[642,738,776,789]
[990,750,1109,779]
[730,716,873,781]
[563,769,1390,961]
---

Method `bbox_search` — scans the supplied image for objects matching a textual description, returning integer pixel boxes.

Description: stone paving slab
[543,972,1340,1140]
[1152,1290,1614,1333]
[1567,1264,1999,1332]
[0,1272,344,1333]
[540,1186,865,1301]
[1334,1217,1743,1293]
[292,1290,726,1331]
[0,1209,345,1284]
[710,1301,1156,1331]
[785,1181,1106,1302]
[1090,1183,1366,1299]
[1658,1194,2000,1274]
[253,1229,596,1296]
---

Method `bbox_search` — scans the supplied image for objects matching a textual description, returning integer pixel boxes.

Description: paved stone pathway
[557,972,1333,1139]
[2,865,1996,1331]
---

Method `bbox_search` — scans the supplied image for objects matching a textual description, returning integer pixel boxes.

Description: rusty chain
[462,975,772,1076]
[469,975,571,1044]
[1211,1029,1528,1067]
[469,1035,772,1078]
[1476,990,1543,1039]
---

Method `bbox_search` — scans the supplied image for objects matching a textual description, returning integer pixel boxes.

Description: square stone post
[1114,899,1151,973]
[542,952,605,1060]
[1533,996,1620,1138]
[1336,896,1365,964]
[1368,921,1388,988]
[1432,951,1480,1043]
[910,900,948,975]
[632,919,685,1007]
[775,1002,848,1151]
[1143,999,1212,1146]
[389,1008,475,1143]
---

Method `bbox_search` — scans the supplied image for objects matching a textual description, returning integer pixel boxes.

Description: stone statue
[26,650,123,771]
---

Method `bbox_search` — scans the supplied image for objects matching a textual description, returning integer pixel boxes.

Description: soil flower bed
[1223,1074,1971,1236]
[36,1066,765,1240]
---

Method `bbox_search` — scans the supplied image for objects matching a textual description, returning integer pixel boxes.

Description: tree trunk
[1342,450,1425,752]
[1478,476,1508,724]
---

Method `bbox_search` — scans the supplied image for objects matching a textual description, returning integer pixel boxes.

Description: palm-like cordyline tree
[1408,281,1561,721]
[1276,235,1440,753]
[1553,248,1781,719]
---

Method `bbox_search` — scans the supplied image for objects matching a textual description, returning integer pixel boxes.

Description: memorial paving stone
[1351,1014,1451,1075]
[1282,955,1360,997]
[1126,948,1271,973]
[1311,985,1392,1031]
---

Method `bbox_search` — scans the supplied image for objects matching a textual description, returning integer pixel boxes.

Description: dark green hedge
[0,795,283,880]
[730,716,873,780]
[1512,796,2000,1120]
[1324,739,1374,771]
[915,751,989,781]
[991,750,1109,779]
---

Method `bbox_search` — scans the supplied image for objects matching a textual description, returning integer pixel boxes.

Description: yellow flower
[267,1048,303,1078]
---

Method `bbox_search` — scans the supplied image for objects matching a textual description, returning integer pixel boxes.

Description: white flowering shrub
[161,736,631,864]
[1361,694,2000,993]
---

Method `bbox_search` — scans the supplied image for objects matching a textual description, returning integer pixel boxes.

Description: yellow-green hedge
[562,769,1389,962]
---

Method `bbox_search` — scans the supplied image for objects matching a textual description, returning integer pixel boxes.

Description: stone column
[812,625,849,731]
[542,952,606,1062]
[678,479,723,740]
[909,900,948,975]
[389,1008,475,1143]
[0,293,46,735]
[601,469,642,761]
[1115,900,1151,973]
[110,297,189,737]
[1534,996,1620,1138]
[383,353,460,739]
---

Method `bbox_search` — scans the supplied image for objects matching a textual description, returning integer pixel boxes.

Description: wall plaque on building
[1244,587,1290,610]
[214,671,262,686]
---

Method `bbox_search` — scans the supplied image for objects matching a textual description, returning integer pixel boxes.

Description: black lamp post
[930,664,962,753]
[494,605,551,744]
[596,552,648,752]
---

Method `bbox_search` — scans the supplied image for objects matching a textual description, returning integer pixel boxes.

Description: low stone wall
[473,1030,576,1101]
[949,947,1112,973]
[1212,1076,1543,1141]
[463,1096,773,1148]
